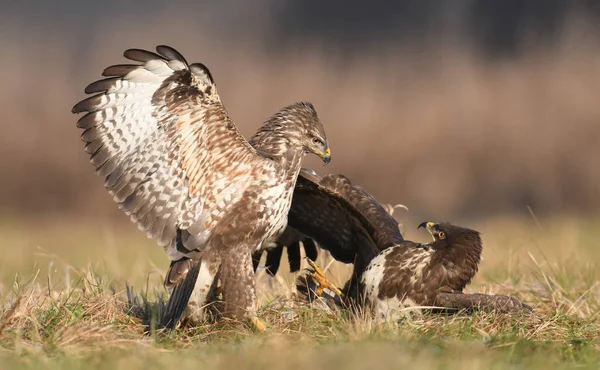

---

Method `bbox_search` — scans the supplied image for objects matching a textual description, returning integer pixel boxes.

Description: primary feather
[74,45,264,254]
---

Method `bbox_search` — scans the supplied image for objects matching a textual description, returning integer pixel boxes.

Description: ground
[0,215,598,369]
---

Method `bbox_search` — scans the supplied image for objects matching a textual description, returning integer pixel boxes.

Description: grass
[0,215,599,369]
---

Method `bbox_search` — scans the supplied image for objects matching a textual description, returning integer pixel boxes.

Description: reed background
[1,1,600,220]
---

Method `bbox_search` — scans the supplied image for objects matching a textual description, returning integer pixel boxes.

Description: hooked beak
[312,145,331,165]
[418,221,436,240]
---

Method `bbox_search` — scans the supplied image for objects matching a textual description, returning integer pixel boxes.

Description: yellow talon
[306,258,343,296]
[251,317,267,332]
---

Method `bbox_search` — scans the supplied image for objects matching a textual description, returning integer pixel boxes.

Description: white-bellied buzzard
[259,170,531,317]
[72,45,331,329]
[254,168,403,301]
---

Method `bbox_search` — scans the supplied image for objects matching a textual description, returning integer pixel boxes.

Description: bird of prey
[361,221,482,319]
[257,168,404,302]
[258,170,531,317]
[72,45,331,329]
[360,221,531,318]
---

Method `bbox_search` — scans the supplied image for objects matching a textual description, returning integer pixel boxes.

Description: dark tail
[161,260,201,330]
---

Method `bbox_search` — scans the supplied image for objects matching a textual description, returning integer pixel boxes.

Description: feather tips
[72,44,263,256]
[102,64,138,77]
[190,63,214,85]
[123,48,165,63]
[156,45,189,66]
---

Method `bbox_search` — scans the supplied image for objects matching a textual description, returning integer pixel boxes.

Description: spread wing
[317,172,404,251]
[72,45,268,255]
[258,169,404,274]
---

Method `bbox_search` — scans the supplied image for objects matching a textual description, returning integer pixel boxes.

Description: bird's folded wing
[73,46,264,250]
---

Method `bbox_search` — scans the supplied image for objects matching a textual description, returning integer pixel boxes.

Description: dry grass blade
[0,296,22,336]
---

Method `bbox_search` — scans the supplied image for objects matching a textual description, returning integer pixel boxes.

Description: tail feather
[161,260,200,330]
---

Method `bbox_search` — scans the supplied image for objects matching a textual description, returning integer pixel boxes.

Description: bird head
[418,221,482,251]
[289,102,330,164]
[418,221,447,242]
[417,221,483,291]
[252,102,331,164]
[307,134,331,165]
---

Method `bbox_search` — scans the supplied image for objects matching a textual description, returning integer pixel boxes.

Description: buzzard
[258,170,531,317]
[362,221,531,318]
[72,45,331,329]
[255,168,403,301]
[361,221,483,319]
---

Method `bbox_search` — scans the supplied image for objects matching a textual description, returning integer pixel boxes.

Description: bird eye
[312,137,323,146]
[438,232,446,239]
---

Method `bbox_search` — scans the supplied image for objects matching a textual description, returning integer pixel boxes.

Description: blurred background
[1,1,600,286]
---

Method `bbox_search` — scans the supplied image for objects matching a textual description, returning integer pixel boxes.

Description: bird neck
[433,232,482,290]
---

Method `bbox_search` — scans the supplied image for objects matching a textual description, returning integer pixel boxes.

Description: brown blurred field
[1,12,600,220]
[0,5,599,369]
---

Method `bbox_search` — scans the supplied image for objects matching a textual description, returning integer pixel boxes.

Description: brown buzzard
[259,170,531,316]
[72,45,330,329]
[254,168,402,301]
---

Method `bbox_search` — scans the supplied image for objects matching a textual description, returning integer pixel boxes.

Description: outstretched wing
[316,172,404,251]
[73,45,267,256]
[285,169,404,266]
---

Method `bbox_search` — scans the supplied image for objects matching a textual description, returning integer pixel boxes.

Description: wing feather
[73,45,268,252]
[286,169,404,265]
[123,48,166,63]
[156,45,188,65]
[264,244,284,275]
[319,174,403,250]
[102,64,138,77]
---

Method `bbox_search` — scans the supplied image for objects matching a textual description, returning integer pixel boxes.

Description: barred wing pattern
[72,46,270,257]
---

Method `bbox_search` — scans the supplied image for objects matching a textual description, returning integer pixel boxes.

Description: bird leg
[306,258,342,296]
[219,250,268,331]
[206,280,267,331]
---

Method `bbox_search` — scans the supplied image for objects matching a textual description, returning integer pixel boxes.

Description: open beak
[418,221,436,240]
